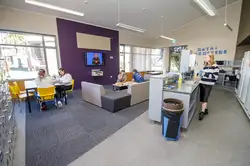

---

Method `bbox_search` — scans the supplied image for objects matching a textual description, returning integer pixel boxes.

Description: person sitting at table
[132,69,145,83]
[34,69,57,110]
[55,68,73,100]
[117,70,127,83]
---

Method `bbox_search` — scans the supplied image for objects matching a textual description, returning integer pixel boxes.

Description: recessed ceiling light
[84,1,88,4]
[25,0,84,16]
[142,8,146,11]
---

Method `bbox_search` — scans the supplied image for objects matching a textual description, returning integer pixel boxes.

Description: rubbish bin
[162,98,184,141]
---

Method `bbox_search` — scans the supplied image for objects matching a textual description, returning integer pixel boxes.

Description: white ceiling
[0,0,238,38]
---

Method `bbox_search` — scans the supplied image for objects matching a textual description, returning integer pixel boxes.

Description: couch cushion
[102,91,130,99]
[101,92,131,113]
[127,81,149,106]
[81,81,106,107]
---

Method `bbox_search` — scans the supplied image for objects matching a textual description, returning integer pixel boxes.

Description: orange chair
[125,71,146,81]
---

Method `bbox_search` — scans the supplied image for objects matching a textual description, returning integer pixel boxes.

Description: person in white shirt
[58,68,73,86]
[55,68,73,104]
[35,69,57,110]
[35,69,54,88]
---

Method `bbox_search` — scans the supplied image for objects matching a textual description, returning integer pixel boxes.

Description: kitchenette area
[147,51,250,130]
[148,72,200,129]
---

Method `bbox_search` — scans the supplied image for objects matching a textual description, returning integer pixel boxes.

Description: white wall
[119,31,157,48]
[0,7,57,35]
[155,0,242,71]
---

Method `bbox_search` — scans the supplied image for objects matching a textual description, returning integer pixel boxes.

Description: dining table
[24,81,68,113]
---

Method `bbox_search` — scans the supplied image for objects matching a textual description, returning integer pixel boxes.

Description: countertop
[163,80,200,94]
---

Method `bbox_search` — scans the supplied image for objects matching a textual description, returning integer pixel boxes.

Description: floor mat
[25,91,148,166]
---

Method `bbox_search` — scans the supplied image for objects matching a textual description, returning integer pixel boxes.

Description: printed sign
[196,46,227,56]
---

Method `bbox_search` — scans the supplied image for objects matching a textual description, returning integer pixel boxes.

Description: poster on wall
[196,46,227,56]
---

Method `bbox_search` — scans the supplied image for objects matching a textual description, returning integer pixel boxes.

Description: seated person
[55,68,73,100]
[117,70,127,83]
[35,69,59,110]
[132,69,145,83]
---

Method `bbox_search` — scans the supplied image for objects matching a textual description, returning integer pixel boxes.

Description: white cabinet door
[240,52,250,103]
[241,76,250,104]
[245,77,250,112]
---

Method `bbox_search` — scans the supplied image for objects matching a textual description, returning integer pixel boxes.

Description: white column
[163,48,170,71]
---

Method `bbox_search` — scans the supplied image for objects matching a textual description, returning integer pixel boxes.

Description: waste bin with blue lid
[162,98,184,141]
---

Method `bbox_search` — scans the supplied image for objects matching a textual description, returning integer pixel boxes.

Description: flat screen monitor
[85,52,104,66]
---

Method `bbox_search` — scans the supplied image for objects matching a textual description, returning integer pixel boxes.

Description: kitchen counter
[163,80,200,129]
[163,80,200,94]
[148,75,200,129]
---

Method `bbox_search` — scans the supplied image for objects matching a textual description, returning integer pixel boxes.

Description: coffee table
[112,83,128,91]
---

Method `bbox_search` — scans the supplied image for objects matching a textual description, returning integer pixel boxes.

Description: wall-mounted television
[84,52,105,66]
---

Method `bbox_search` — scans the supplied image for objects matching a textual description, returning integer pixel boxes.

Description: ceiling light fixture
[160,35,175,41]
[223,0,233,31]
[116,0,145,33]
[159,16,176,42]
[193,0,216,16]
[25,0,84,16]
[116,23,146,33]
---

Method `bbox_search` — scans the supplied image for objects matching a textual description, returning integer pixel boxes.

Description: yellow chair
[16,80,26,92]
[11,81,27,94]
[9,85,34,106]
[66,79,75,97]
[37,86,56,110]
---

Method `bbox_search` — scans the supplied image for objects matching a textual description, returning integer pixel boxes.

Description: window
[169,45,188,72]
[119,45,162,72]
[170,53,180,72]
[0,31,58,79]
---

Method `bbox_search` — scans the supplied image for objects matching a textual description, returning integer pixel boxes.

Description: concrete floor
[69,89,250,166]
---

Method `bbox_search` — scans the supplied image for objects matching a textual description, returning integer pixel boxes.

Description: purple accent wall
[56,18,119,89]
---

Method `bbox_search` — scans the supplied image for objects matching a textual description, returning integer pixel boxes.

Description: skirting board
[236,95,250,120]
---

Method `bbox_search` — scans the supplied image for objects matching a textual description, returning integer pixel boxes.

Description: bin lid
[162,98,184,112]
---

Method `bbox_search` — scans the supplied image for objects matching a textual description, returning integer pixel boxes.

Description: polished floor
[69,88,250,166]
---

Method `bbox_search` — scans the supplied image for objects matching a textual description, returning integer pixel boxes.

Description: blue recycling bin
[162,98,184,141]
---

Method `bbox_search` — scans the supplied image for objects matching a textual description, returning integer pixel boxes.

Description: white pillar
[163,48,170,71]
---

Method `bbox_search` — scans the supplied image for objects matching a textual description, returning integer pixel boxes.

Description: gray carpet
[25,90,148,166]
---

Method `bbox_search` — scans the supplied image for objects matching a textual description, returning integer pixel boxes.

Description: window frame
[0,29,60,77]
[119,44,162,72]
